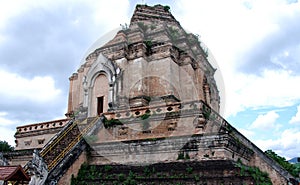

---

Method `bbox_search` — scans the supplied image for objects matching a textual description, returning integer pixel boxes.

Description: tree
[0,140,14,152]
[265,150,299,178]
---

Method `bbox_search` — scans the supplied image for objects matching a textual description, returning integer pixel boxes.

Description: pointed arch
[83,54,117,117]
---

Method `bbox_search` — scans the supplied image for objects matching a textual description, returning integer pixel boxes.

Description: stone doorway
[97,96,104,115]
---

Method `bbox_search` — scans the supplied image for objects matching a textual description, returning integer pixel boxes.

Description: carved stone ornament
[193,113,207,130]
[167,122,177,131]
[118,126,129,136]
[27,150,49,185]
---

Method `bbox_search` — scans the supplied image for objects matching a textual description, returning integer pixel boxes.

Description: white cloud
[0,126,16,147]
[0,0,132,142]
[0,1,28,29]
[0,0,130,43]
[175,0,300,160]
[0,70,61,103]
[289,104,300,124]
[250,110,279,129]
[237,127,256,138]
[174,0,297,68]
[0,112,15,126]
[174,0,300,117]
[225,70,300,116]
[92,0,130,28]
[254,128,300,159]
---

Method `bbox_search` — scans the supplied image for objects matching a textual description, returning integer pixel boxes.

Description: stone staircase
[25,116,104,185]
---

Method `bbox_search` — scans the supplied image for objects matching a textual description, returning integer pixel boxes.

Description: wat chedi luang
[3,4,298,185]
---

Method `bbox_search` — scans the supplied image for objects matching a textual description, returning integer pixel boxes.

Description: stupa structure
[4,4,298,185]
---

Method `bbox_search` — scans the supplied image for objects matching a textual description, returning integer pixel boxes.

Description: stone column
[66,74,76,117]
[82,75,88,108]
[204,84,210,106]
[87,87,93,117]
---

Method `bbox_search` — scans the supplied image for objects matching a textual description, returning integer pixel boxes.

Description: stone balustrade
[103,100,210,121]
[16,119,70,134]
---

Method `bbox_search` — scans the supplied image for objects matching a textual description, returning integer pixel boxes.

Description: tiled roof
[0,165,30,181]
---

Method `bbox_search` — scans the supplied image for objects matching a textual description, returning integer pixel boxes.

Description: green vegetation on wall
[72,163,198,185]
[143,40,153,55]
[265,150,300,178]
[71,161,270,185]
[137,22,148,32]
[236,159,272,185]
[103,118,123,128]
[168,27,180,43]
[163,5,170,12]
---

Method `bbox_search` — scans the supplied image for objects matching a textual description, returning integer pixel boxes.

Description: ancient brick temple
[4,4,298,185]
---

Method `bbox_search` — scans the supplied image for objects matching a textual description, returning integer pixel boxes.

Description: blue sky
[0,0,299,159]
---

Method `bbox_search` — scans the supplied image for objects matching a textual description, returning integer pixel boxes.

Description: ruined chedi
[9,4,297,185]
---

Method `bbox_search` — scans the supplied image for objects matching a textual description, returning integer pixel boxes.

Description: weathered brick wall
[72,160,257,185]
[229,125,293,184]
[86,133,251,165]
[58,151,87,185]
[15,119,69,150]
[5,151,33,166]
[250,153,288,185]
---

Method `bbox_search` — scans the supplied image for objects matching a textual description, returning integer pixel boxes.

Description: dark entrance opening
[97,96,104,115]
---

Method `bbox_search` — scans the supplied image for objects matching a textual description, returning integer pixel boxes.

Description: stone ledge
[16,118,69,134]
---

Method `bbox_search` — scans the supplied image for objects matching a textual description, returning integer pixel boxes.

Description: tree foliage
[0,140,14,152]
[265,150,299,178]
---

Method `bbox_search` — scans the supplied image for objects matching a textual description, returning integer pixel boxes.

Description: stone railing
[207,103,297,184]
[3,149,36,158]
[103,100,209,121]
[20,117,103,185]
[224,120,296,184]
[39,119,76,159]
[46,117,99,171]
[16,119,70,134]
[45,117,104,184]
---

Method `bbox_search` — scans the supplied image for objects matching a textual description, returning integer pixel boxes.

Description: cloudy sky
[0,0,299,159]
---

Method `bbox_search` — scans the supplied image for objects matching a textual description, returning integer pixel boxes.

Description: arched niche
[83,54,117,117]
